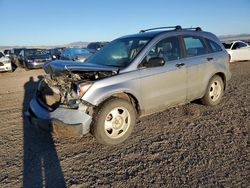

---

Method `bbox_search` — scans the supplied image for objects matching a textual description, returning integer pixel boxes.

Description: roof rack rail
[183,27,202,31]
[139,25,182,33]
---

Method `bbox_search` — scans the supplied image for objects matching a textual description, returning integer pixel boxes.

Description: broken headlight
[77,82,93,96]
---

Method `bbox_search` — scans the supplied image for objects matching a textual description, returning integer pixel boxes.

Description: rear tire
[91,98,136,145]
[201,75,224,106]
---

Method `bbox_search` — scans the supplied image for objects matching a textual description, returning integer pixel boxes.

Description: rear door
[181,35,211,101]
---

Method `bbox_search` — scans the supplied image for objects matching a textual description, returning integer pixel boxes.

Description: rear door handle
[176,63,185,68]
[207,57,213,61]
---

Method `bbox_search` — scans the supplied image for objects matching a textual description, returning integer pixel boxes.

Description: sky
[0,0,250,46]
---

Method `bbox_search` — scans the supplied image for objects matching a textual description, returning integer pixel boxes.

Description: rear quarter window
[206,39,222,53]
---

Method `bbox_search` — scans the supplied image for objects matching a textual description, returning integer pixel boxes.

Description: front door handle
[176,63,185,68]
[207,57,213,61]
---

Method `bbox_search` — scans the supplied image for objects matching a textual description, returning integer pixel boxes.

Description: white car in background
[223,41,250,62]
[0,51,12,72]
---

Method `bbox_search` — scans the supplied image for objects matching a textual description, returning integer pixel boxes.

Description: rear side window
[232,42,247,50]
[239,42,247,48]
[206,39,222,53]
[183,36,207,57]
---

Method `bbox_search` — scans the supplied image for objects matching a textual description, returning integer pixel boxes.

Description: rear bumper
[28,98,92,137]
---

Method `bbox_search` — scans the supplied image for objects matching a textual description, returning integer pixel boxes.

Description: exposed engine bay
[37,70,115,110]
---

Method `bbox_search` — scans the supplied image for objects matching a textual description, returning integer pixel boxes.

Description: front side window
[183,36,207,57]
[206,39,222,53]
[86,37,151,68]
[0,52,4,58]
[143,36,181,63]
[232,42,239,50]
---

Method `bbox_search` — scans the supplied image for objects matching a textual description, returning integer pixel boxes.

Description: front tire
[92,98,136,145]
[201,75,224,106]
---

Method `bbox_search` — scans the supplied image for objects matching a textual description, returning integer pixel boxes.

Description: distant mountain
[67,41,89,47]
[219,34,250,42]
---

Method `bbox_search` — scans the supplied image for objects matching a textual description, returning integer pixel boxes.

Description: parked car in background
[3,49,11,57]
[9,48,26,66]
[60,48,92,62]
[223,41,250,62]
[0,51,12,72]
[87,42,109,53]
[18,49,52,69]
[49,47,65,60]
[29,26,231,145]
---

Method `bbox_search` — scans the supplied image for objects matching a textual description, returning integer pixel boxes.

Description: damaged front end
[29,60,119,137]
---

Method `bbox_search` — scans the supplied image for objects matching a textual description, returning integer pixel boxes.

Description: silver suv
[29,26,231,145]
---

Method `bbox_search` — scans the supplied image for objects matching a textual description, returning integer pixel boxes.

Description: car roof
[120,30,167,39]
[119,29,214,40]
[232,40,249,44]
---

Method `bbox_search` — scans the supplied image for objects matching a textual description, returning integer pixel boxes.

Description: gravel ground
[0,61,249,187]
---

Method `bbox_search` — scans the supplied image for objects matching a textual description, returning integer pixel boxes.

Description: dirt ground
[0,61,249,188]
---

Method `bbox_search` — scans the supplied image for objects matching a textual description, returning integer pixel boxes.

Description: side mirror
[144,57,165,68]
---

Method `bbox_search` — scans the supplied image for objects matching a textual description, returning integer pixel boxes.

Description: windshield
[86,37,151,67]
[25,49,50,57]
[62,48,90,56]
[74,48,89,55]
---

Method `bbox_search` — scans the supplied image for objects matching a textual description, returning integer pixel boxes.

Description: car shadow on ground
[22,76,66,187]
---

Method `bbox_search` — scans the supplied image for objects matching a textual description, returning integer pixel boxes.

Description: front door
[139,36,187,115]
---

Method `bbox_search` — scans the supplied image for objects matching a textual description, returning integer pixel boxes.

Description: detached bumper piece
[29,98,92,137]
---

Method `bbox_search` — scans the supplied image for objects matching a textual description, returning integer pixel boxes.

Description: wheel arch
[214,72,226,90]
[97,92,141,117]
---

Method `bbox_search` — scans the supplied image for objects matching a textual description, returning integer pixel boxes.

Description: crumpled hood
[43,60,119,76]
